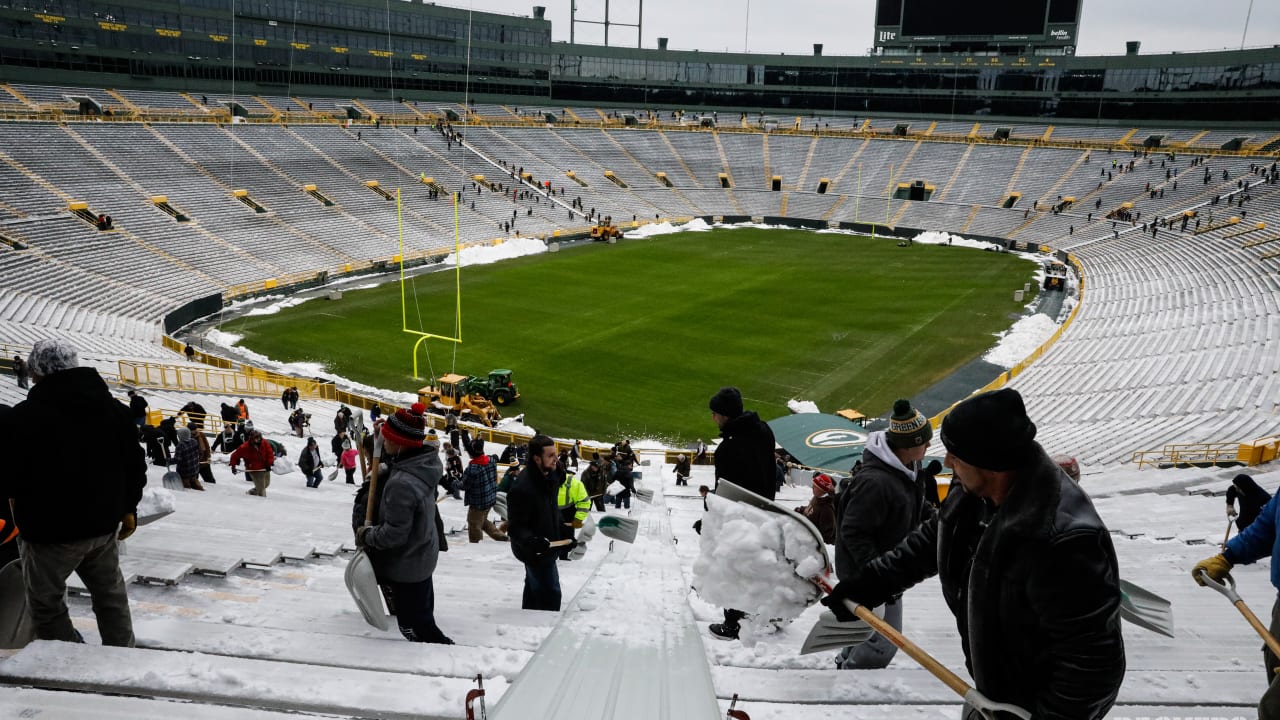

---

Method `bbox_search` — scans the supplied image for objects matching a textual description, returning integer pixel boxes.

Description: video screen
[900,0,1049,36]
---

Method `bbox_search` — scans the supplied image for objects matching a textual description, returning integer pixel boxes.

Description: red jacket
[230,438,274,472]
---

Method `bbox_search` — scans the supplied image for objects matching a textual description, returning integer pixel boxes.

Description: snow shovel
[633,486,655,504]
[493,492,508,521]
[161,469,183,491]
[799,610,877,654]
[1119,578,1175,638]
[346,430,390,631]
[1223,516,1234,549]
[1197,570,1280,659]
[596,514,639,544]
[715,481,1032,720]
[0,559,34,649]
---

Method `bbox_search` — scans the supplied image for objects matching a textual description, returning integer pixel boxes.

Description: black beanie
[709,387,744,418]
[940,388,1037,471]
[886,398,932,450]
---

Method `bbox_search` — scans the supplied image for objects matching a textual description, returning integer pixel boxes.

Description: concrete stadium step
[132,617,532,680]
[0,687,314,720]
[68,557,192,592]
[0,640,505,720]
[711,666,1265,706]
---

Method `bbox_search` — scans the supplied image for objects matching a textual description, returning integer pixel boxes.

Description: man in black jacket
[824,389,1125,719]
[0,339,145,646]
[706,386,777,640]
[834,398,934,669]
[507,434,571,611]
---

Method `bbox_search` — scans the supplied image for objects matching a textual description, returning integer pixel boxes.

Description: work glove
[117,513,137,541]
[355,525,371,550]
[231,465,239,475]
[1192,553,1233,586]
[1227,506,1238,518]
[528,536,550,555]
[820,581,862,623]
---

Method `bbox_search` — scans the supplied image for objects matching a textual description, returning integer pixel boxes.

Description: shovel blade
[0,560,34,649]
[633,487,654,504]
[799,610,876,655]
[1119,579,1175,638]
[344,549,390,631]
[162,471,184,491]
[493,492,508,521]
[597,514,639,543]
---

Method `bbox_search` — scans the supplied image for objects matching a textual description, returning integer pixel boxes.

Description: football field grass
[225,228,1038,444]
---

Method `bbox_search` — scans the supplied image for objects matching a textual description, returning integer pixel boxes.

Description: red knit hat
[382,403,428,448]
[812,472,835,495]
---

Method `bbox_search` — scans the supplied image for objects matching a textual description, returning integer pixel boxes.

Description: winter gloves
[117,513,137,541]
[1192,554,1233,586]
[355,525,371,550]
[820,581,861,623]
[527,536,551,555]
[1227,505,1238,518]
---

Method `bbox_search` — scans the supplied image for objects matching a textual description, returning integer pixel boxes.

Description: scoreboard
[874,0,1081,53]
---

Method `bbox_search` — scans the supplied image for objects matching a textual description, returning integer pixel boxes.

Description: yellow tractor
[418,373,501,427]
[590,219,621,241]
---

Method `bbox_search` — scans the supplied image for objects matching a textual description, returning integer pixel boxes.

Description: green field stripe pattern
[225,228,1037,444]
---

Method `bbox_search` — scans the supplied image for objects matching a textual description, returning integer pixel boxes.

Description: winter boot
[708,622,740,641]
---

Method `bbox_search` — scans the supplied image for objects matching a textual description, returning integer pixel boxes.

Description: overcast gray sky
[452,0,1280,57]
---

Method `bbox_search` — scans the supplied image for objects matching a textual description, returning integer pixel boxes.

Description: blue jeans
[304,469,323,488]
[613,490,631,509]
[522,561,561,611]
[386,577,450,643]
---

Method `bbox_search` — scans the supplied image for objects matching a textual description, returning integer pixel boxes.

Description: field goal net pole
[399,188,464,379]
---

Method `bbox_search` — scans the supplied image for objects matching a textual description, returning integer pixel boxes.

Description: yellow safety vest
[558,473,591,526]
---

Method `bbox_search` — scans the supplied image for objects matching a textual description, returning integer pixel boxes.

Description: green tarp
[768,413,869,472]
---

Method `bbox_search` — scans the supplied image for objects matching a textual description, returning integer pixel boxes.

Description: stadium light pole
[1241,0,1254,49]
[743,0,750,52]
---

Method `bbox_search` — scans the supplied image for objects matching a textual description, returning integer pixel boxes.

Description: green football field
[224,228,1037,444]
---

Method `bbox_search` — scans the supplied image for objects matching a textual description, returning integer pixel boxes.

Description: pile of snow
[692,494,826,642]
[983,313,1061,369]
[244,297,309,317]
[624,217,712,239]
[444,237,546,267]
[493,416,536,436]
[913,230,1007,252]
[787,399,820,414]
[136,487,176,519]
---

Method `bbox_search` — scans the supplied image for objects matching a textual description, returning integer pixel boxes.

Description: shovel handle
[1198,570,1280,659]
[813,575,971,698]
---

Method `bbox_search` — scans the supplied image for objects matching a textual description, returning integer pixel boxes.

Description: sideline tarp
[768,413,868,472]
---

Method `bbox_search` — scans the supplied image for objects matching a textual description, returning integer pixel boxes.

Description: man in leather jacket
[824,388,1125,719]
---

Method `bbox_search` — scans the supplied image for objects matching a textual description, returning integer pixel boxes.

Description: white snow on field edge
[443,236,547,267]
[983,313,1061,369]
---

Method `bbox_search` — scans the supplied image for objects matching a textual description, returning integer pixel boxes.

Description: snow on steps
[0,640,506,720]
[711,666,1263,707]
[712,700,1255,720]
[491,486,721,720]
[132,618,532,680]
[0,687,309,720]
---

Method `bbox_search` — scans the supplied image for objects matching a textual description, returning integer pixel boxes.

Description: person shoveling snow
[692,492,826,643]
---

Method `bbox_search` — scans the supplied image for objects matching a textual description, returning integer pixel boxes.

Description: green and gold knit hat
[886,398,932,450]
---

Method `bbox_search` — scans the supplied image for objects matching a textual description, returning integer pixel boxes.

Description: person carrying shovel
[1194,479,1280,718]
[823,388,1126,719]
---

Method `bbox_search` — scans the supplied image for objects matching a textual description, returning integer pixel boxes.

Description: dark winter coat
[799,493,838,545]
[361,445,443,583]
[0,367,146,544]
[181,401,208,430]
[507,462,561,566]
[219,403,238,423]
[673,457,692,479]
[580,462,609,497]
[1227,475,1270,532]
[713,411,777,500]
[848,446,1125,720]
[129,394,148,420]
[174,438,200,479]
[461,454,499,508]
[298,445,323,475]
[834,440,929,582]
